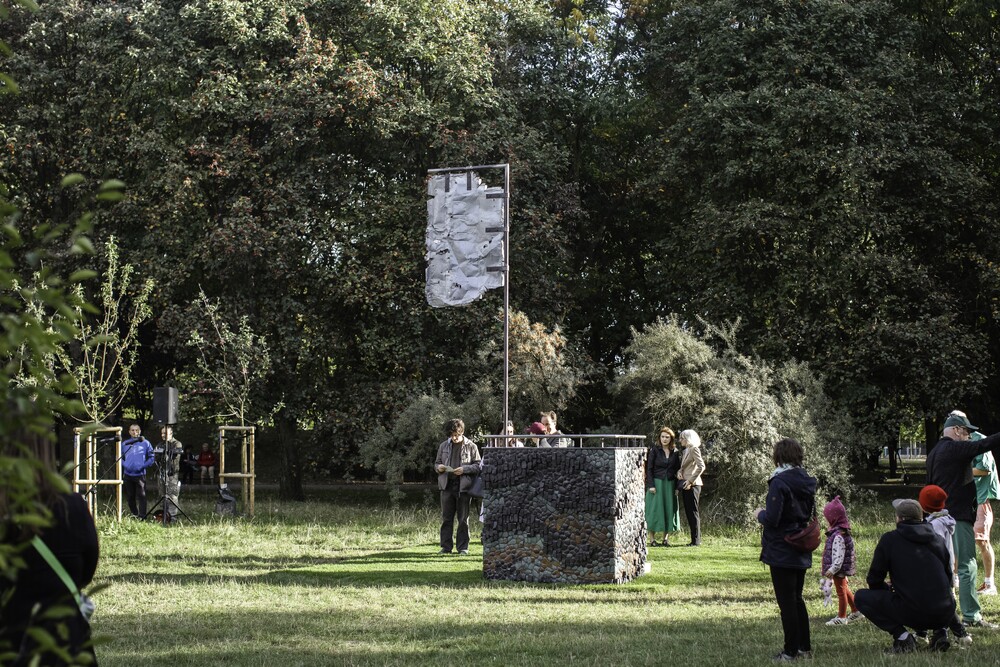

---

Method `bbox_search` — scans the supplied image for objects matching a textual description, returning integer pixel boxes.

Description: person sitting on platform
[198,443,218,485]
[539,411,571,448]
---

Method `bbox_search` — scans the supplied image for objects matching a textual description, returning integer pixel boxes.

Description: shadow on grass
[93,603,982,667]
[102,541,776,593]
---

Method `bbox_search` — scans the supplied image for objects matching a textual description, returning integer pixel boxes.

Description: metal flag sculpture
[425,170,506,308]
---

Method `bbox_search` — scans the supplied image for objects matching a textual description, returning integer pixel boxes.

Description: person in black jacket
[0,426,100,665]
[645,426,681,547]
[855,498,967,654]
[925,410,1000,627]
[755,438,817,662]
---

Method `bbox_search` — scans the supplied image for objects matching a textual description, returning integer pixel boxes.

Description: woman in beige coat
[677,429,706,546]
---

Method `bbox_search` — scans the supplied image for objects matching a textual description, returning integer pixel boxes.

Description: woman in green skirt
[645,426,681,546]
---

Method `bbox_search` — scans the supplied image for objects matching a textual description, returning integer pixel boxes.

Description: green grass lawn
[91,487,1000,666]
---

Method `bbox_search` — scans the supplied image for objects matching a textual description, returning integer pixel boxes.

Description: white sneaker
[826,616,849,626]
[847,611,864,622]
[978,584,997,596]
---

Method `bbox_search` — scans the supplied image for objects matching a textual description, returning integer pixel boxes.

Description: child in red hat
[920,485,957,589]
[919,484,972,648]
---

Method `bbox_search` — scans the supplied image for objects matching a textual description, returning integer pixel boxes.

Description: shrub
[614,316,854,524]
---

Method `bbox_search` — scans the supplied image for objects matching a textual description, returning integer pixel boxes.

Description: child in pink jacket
[821,496,862,625]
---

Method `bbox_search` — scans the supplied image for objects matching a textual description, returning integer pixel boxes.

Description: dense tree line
[3,0,998,496]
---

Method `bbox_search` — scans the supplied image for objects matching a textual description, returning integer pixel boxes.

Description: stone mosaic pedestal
[480,447,648,584]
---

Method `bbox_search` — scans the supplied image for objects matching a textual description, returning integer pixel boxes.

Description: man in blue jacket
[122,423,155,518]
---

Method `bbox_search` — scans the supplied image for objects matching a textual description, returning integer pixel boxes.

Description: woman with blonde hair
[677,429,706,546]
[645,426,681,546]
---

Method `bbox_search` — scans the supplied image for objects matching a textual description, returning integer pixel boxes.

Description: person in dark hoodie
[0,425,100,665]
[121,423,154,519]
[755,438,817,662]
[855,498,967,654]
[925,410,1000,628]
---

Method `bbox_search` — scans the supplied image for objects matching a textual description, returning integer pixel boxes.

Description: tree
[186,288,273,427]
[632,0,1000,445]
[52,234,154,425]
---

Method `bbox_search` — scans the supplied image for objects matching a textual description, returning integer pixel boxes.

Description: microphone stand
[147,437,191,525]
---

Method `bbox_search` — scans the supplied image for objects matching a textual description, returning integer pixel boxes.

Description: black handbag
[467,474,485,499]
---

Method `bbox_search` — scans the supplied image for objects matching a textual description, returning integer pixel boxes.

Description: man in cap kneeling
[855,499,964,653]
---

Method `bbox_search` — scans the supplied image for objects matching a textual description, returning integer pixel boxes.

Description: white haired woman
[677,429,706,546]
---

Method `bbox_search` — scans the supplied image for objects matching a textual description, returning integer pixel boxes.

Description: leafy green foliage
[480,309,595,425]
[0,189,98,660]
[4,0,1000,492]
[615,317,854,523]
[53,234,153,424]
[629,0,1000,442]
[186,288,274,426]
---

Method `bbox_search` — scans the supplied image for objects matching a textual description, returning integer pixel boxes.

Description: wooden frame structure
[218,425,256,517]
[73,426,124,520]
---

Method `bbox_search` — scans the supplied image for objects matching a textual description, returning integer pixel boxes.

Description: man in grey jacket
[434,418,482,555]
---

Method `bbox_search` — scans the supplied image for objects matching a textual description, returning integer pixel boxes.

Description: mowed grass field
[90,485,1000,666]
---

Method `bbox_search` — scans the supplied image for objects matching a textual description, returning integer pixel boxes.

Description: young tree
[187,288,273,427]
[54,235,154,424]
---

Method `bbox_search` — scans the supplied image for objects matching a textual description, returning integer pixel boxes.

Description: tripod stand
[147,440,191,525]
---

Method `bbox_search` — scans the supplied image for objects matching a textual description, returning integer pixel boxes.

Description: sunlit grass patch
[92,490,1000,666]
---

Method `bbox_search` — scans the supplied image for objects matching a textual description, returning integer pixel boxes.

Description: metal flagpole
[502,163,510,432]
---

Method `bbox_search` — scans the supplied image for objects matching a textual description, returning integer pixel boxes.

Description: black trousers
[770,566,810,657]
[440,488,471,552]
[123,474,147,518]
[681,485,701,544]
[854,589,960,638]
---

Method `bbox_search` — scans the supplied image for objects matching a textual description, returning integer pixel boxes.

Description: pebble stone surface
[480,447,648,584]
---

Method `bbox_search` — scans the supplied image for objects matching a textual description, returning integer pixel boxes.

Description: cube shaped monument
[481,447,648,584]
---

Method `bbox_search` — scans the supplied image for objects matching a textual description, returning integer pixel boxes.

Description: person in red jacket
[197,443,218,485]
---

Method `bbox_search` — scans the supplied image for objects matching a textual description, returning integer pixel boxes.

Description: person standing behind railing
[540,411,571,448]
[500,421,524,447]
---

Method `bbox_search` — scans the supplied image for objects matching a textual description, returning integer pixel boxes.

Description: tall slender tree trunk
[276,406,304,501]
[925,417,939,455]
